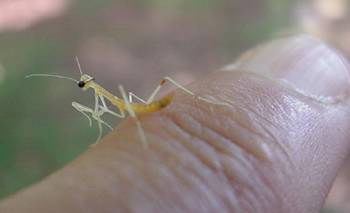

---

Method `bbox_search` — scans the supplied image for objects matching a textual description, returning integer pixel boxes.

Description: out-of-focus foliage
[0,0,294,201]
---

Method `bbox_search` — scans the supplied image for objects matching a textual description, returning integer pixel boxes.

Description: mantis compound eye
[78,81,85,88]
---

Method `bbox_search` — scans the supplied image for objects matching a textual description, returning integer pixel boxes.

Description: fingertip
[223,34,350,104]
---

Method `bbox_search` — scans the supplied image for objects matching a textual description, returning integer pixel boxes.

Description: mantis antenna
[75,56,84,76]
[25,74,78,83]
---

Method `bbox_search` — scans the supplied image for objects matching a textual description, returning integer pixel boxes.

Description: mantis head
[78,74,94,90]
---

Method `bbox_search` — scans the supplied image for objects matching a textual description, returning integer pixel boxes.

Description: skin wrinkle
[164,160,231,211]
[188,79,286,163]
[159,113,267,212]
[256,94,317,165]
[163,106,254,169]
[157,114,241,212]
[245,113,294,170]
[90,133,214,212]
[115,138,194,212]
[126,167,187,212]
[144,146,220,211]
[159,114,224,172]
[167,108,237,157]
[187,111,281,212]
[141,124,215,187]
[155,161,224,212]
[244,154,284,211]
[179,98,270,160]
[148,124,235,212]
[220,155,280,213]
[174,167,230,213]
[160,115,257,212]
[118,123,232,212]
[110,153,167,212]
[162,98,282,212]
[198,74,294,165]
[152,154,221,212]
[166,106,257,170]
[227,73,328,165]
[225,73,336,182]
[162,109,257,183]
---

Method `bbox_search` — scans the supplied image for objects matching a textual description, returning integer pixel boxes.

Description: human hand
[1,34,349,213]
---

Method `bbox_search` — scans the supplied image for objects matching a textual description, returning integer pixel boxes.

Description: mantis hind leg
[128,77,191,104]
[128,76,229,107]
[119,85,148,148]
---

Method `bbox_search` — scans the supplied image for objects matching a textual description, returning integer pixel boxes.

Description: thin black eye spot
[78,81,85,88]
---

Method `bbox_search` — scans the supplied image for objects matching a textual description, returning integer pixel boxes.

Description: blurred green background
[0,0,349,212]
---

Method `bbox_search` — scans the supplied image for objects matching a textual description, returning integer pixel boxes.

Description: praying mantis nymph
[26,57,227,147]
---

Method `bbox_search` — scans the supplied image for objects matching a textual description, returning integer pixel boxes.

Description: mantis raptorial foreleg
[72,102,113,130]
[72,93,128,145]
[72,96,115,144]
[72,102,93,127]
[72,101,112,145]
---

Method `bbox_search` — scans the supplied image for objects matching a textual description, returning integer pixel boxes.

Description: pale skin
[1,35,350,212]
